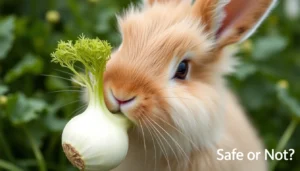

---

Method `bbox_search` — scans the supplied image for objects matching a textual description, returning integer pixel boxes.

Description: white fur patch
[217,44,239,75]
[165,85,224,156]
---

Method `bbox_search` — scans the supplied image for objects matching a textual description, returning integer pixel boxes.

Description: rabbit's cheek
[126,96,170,124]
[119,100,140,120]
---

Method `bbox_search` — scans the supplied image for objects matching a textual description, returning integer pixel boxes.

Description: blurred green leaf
[27,121,48,148]
[14,17,28,37]
[276,85,300,118]
[0,16,15,60]
[233,62,257,80]
[45,76,69,91]
[6,93,46,125]
[253,35,288,61]
[95,8,116,33]
[44,115,68,132]
[4,53,44,83]
[43,102,68,132]
[0,85,9,95]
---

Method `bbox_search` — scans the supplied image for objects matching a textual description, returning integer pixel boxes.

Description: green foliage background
[0,0,299,170]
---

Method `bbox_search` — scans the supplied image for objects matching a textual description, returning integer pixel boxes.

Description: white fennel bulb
[51,35,131,171]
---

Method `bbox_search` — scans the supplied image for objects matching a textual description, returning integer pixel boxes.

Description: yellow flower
[0,95,7,105]
[88,0,100,3]
[241,40,253,53]
[46,10,60,24]
[277,80,289,89]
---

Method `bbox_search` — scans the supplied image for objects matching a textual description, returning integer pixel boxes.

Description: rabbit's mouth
[111,99,137,118]
[104,88,138,118]
[113,92,137,114]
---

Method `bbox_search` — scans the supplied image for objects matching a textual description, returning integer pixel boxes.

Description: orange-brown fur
[102,0,275,170]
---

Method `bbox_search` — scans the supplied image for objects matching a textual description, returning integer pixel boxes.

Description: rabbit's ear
[144,0,192,6]
[192,0,277,48]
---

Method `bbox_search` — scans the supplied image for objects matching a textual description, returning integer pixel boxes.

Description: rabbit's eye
[174,60,189,80]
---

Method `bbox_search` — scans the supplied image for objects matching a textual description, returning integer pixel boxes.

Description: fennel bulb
[51,35,131,171]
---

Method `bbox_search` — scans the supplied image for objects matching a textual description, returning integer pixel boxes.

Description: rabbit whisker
[141,118,157,170]
[48,89,84,94]
[74,65,85,72]
[146,116,179,162]
[60,85,82,89]
[70,104,88,118]
[152,114,199,151]
[57,100,81,110]
[41,74,73,82]
[145,116,173,171]
[138,119,147,161]
[54,69,74,76]
[148,116,191,163]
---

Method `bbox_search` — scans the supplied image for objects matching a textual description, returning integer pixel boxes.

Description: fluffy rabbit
[103,0,277,170]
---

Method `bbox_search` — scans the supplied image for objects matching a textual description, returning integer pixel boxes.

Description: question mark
[289,149,295,160]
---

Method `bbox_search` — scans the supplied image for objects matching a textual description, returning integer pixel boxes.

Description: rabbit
[102,0,277,170]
